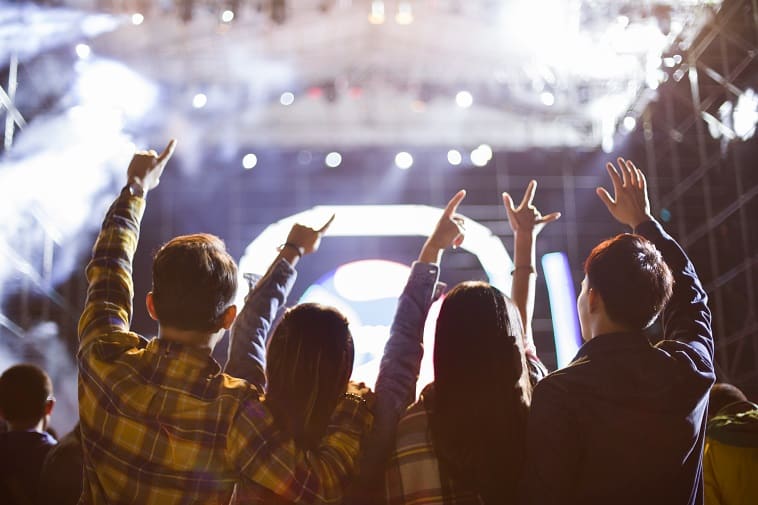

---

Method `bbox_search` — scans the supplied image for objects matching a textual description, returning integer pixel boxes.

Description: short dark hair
[0,364,53,425]
[152,234,237,332]
[265,303,354,450]
[584,233,673,330]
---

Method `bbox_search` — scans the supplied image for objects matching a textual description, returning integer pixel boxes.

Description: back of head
[584,233,673,331]
[709,383,749,418]
[0,364,52,428]
[152,234,237,332]
[265,303,354,449]
[431,281,531,504]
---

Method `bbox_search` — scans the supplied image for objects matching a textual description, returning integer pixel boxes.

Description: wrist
[125,179,147,198]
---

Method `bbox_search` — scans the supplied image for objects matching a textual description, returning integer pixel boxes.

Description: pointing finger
[443,190,467,217]
[537,211,561,224]
[317,213,336,234]
[157,139,177,163]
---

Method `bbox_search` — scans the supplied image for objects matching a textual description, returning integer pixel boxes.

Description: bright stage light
[192,93,207,109]
[75,43,91,59]
[447,149,462,166]
[477,144,493,161]
[734,88,758,140]
[369,0,385,24]
[242,153,257,169]
[325,151,342,168]
[396,2,413,25]
[541,252,582,368]
[455,91,473,109]
[280,91,295,106]
[395,152,413,170]
[221,10,235,23]
[131,13,144,25]
[470,147,488,167]
[540,91,555,106]
[623,116,637,131]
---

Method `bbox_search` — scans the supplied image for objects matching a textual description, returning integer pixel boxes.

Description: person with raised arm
[384,183,559,505]
[523,158,715,505]
[78,140,372,505]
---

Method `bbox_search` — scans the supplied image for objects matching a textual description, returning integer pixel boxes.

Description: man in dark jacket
[524,158,715,505]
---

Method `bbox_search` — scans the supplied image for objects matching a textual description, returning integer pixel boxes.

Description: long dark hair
[429,281,531,504]
[265,303,354,449]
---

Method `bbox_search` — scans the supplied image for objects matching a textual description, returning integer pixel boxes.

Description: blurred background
[1,0,756,435]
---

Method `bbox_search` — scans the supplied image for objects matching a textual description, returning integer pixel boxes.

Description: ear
[146,292,159,321]
[588,288,603,314]
[218,305,237,330]
[45,397,55,416]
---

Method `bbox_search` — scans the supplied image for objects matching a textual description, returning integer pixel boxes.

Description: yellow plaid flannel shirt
[78,189,372,505]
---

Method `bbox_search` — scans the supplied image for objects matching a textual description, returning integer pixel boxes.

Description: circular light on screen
[623,116,637,131]
[395,152,413,170]
[131,13,144,25]
[447,149,462,166]
[192,93,207,109]
[242,153,257,169]
[477,144,493,161]
[221,10,235,23]
[325,152,342,168]
[280,91,295,106]
[455,90,473,108]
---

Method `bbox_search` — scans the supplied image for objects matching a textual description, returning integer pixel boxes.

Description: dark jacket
[0,430,57,505]
[524,220,715,505]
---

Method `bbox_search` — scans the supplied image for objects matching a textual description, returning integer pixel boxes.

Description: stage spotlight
[447,149,462,166]
[456,91,473,108]
[395,152,413,170]
[192,93,207,109]
[623,116,637,132]
[470,147,488,167]
[396,2,413,25]
[280,91,295,106]
[131,13,144,25]
[221,10,235,23]
[540,91,555,106]
[477,144,493,161]
[75,44,91,60]
[242,153,257,169]
[325,152,342,168]
[369,0,385,24]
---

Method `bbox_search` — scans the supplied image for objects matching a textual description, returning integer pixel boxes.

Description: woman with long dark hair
[384,181,559,505]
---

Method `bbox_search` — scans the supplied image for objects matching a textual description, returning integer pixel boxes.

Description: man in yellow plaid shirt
[78,140,372,504]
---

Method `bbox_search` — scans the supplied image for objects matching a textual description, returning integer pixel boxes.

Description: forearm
[360,262,439,486]
[225,256,297,389]
[634,219,713,361]
[78,188,145,351]
[511,231,537,350]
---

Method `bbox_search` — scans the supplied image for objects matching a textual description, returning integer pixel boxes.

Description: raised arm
[352,191,466,498]
[78,140,176,352]
[503,180,560,359]
[225,216,335,390]
[597,158,713,365]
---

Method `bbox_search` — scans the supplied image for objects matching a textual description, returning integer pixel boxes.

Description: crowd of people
[1,139,756,505]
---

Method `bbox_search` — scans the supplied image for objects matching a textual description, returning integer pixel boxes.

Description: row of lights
[239,145,495,171]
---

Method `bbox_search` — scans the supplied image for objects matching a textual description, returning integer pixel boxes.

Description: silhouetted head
[265,303,354,449]
[709,383,752,419]
[430,281,531,504]
[578,233,673,340]
[0,364,55,431]
[149,234,237,339]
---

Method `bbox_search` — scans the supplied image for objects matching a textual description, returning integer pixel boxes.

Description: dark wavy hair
[265,303,354,449]
[152,234,238,332]
[584,233,673,330]
[430,281,531,504]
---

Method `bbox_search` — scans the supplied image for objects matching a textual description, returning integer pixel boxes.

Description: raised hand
[596,157,653,229]
[285,214,335,256]
[346,380,376,411]
[418,190,466,264]
[502,180,561,237]
[126,139,177,193]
